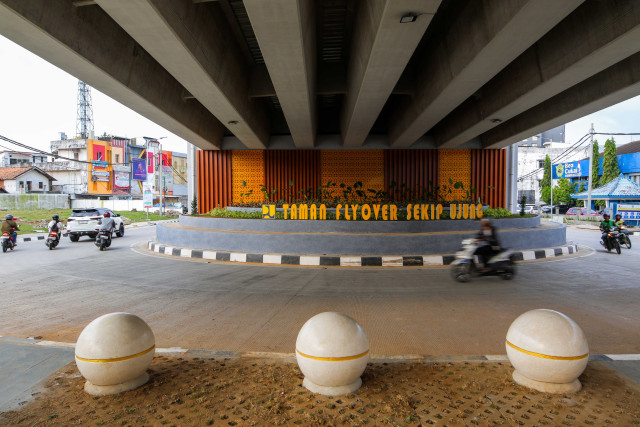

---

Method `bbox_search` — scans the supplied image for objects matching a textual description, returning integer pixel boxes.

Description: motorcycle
[450,238,517,282]
[94,228,112,251]
[600,227,621,254]
[1,230,15,253]
[616,226,632,249]
[45,230,59,250]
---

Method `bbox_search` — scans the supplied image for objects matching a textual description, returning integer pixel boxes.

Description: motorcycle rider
[475,218,501,272]
[1,214,20,246]
[614,213,630,239]
[599,213,616,246]
[47,214,63,244]
[97,212,115,242]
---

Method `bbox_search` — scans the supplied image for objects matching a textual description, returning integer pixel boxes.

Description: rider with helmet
[614,213,630,238]
[475,218,501,271]
[47,214,63,244]
[1,214,20,246]
[97,211,116,236]
[599,213,616,245]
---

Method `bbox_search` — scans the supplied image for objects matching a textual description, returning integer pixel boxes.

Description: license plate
[79,220,88,224]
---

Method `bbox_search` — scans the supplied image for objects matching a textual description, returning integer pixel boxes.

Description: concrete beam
[389,0,583,148]
[244,0,317,148]
[341,0,439,147]
[0,0,224,150]
[95,0,270,149]
[481,51,640,148]
[434,0,640,148]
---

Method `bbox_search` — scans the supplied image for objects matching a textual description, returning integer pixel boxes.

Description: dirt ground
[1,355,639,426]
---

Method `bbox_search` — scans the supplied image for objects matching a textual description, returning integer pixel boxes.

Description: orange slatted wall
[264,151,321,203]
[384,150,439,201]
[471,149,506,208]
[197,150,232,213]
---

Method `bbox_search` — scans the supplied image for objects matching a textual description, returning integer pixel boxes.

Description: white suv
[67,208,125,242]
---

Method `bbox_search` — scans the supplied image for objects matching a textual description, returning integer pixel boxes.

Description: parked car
[598,208,610,216]
[565,207,599,216]
[542,204,571,214]
[525,205,539,214]
[67,208,125,242]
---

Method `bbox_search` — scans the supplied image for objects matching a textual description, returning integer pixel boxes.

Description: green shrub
[205,208,284,219]
[484,207,518,218]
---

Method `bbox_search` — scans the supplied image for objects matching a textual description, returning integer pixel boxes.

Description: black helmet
[5,214,13,220]
[615,214,621,219]
[52,214,59,221]
[603,213,610,219]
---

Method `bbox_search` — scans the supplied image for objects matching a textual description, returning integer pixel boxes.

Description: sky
[0,36,188,154]
[1,35,640,155]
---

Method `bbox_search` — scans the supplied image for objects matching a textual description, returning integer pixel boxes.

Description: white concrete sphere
[506,309,588,384]
[296,312,369,393]
[75,313,155,387]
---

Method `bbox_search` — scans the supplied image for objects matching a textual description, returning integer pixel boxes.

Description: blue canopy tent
[571,174,640,225]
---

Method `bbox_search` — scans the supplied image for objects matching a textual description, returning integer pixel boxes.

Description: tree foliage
[600,138,620,186]
[552,178,578,205]
[538,154,551,204]
[591,139,600,189]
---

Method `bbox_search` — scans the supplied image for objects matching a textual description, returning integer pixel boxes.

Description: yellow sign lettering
[407,204,413,220]
[362,204,371,220]
[299,204,309,220]
[336,204,342,220]
[373,204,381,219]
[390,204,398,221]
[351,205,359,221]
[291,204,298,220]
[421,204,429,220]
[382,204,388,221]
[283,204,289,219]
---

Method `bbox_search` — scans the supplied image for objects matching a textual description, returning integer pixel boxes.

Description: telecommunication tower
[76,80,94,139]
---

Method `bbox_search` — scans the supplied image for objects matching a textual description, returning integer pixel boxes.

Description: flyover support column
[505,144,519,212]
[187,143,199,214]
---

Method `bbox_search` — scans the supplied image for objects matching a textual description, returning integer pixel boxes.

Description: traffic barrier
[506,309,589,393]
[75,313,155,396]
[296,312,369,396]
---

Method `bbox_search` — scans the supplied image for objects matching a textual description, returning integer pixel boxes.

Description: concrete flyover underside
[156,215,566,256]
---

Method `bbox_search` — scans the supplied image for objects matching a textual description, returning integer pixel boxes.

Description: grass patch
[0,208,177,234]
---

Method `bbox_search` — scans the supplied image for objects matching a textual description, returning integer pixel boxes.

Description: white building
[0,167,56,193]
[517,142,587,204]
[0,151,48,167]
[44,139,89,195]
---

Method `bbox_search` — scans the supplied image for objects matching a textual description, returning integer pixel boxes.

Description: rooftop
[572,174,640,199]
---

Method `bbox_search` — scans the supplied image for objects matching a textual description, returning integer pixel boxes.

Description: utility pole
[586,123,594,213]
[159,141,164,216]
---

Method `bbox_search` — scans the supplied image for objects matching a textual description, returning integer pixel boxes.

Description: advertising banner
[143,185,153,209]
[132,158,147,180]
[617,203,640,220]
[552,161,582,179]
[161,166,173,195]
[114,172,130,189]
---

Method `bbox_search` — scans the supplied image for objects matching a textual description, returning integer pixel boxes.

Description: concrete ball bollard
[75,313,155,396]
[506,309,589,394]
[296,312,369,396]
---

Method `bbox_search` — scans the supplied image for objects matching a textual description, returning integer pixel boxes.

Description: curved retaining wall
[156,216,565,256]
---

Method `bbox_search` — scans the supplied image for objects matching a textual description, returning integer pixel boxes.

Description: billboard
[552,161,582,179]
[618,204,640,220]
[132,158,147,180]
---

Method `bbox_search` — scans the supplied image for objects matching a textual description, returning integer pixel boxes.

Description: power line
[516,133,590,182]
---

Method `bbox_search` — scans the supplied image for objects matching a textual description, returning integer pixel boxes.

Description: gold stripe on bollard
[75,345,155,363]
[506,340,588,360]
[296,349,369,361]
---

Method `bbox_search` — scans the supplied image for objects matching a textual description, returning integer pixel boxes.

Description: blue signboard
[132,158,147,181]
[552,161,582,179]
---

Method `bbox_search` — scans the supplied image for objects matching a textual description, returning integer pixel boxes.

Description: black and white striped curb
[2,336,637,363]
[15,233,69,243]
[147,241,579,267]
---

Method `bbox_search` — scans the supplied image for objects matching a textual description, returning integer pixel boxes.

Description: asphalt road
[0,224,638,356]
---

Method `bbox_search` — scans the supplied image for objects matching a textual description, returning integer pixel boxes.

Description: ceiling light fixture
[400,13,418,23]
[490,118,502,124]
[227,120,239,125]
